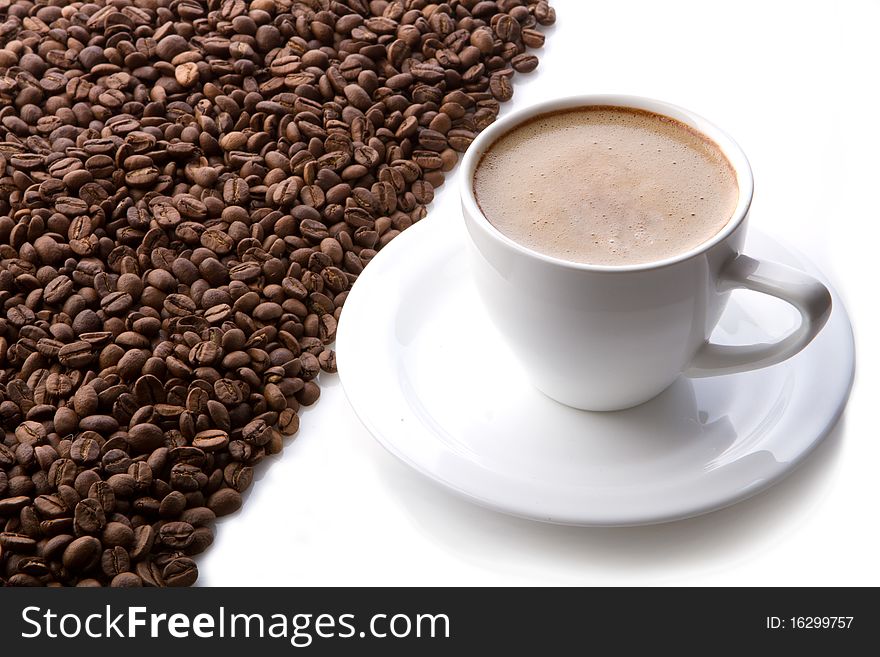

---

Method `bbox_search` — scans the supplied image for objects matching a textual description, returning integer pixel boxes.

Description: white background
[201,0,879,586]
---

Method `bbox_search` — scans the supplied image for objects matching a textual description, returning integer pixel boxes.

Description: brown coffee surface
[473,107,739,266]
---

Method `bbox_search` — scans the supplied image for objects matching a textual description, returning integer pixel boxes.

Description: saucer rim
[337,217,855,526]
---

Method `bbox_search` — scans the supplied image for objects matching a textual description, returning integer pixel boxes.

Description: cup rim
[460,94,755,273]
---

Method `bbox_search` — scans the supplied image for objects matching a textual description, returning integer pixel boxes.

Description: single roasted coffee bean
[130,525,155,562]
[58,341,94,368]
[111,572,143,587]
[88,482,116,514]
[0,532,37,553]
[15,421,45,445]
[158,492,187,519]
[187,527,215,556]
[107,474,137,499]
[34,494,68,519]
[318,350,338,373]
[70,436,101,464]
[170,464,207,492]
[242,419,272,446]
[62,536,102,572]
[102,522,134,548]
[101,291,134,315]
[136,559,165,588]
[162,556,198,587]
[207,488,242,517]
[127,423,165,453]
[158,521,195,550]
[101,546,131,578]
[74,498,107,534]
[223,463,254,493]
[214,379,244,405]
[278,409,300,435]
[193,429,228,452]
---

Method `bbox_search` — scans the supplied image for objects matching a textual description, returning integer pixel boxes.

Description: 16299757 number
[766,616,854,630]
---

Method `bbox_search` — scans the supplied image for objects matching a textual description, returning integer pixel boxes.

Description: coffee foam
[473,106,739,266]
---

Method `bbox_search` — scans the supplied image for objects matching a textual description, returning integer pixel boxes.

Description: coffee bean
[74,498,106,535]
[157,35,189,61]
[34,494,68,519]
[117,349,149,380]
[535,1,557,25]
[263,383,286,411]
[111,572,143,587]
[229,261,261,282]
[107,474,136,499]
[223,463,254,493]
[88,482,116,514]
[163,556,198,587]
[70,436,101,464]
[0,0,551,587]
[62,536,102,572]
[0,498,29,520]
[136,559,165,587]
[186,527,215,556]
[158,492,187,519]
[159,521,195,549]
[297,382,321,406]
[54,407,78,436]
[164,294,197,317]
[175,63,200,88]
[40,534,74,561]
[130,525,155,562]
[189,341,220,367]
[101,546,131,578]
[15,421,45,446]
[101,291,134,315]
[170,464,207,492]
[512,53,540,73]
[253,302,283,322]
[102,522,134,548]
[129,462,152,492]
[242,419,272,446]
[522,28,547,49]
[80,415,119,435]
[128,423,165,453]
[299,353,320,380]
[44,276,74,304]
[73,385,99,416]
[207,488,242,517]
[0,532,37,553]
[193,429,229,452]
[214,379,244,405]
[318,350,338,374]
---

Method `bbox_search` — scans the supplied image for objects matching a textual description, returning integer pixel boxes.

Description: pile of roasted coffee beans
[0,0,555,586]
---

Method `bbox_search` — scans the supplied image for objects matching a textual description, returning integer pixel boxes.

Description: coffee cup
[460,95,832,411]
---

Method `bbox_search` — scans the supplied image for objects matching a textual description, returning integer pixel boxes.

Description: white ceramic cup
[461,95,832,411]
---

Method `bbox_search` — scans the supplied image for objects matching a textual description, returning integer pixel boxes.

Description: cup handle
[686,254,832,377]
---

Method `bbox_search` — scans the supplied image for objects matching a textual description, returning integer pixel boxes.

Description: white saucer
[337,215,855,526]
